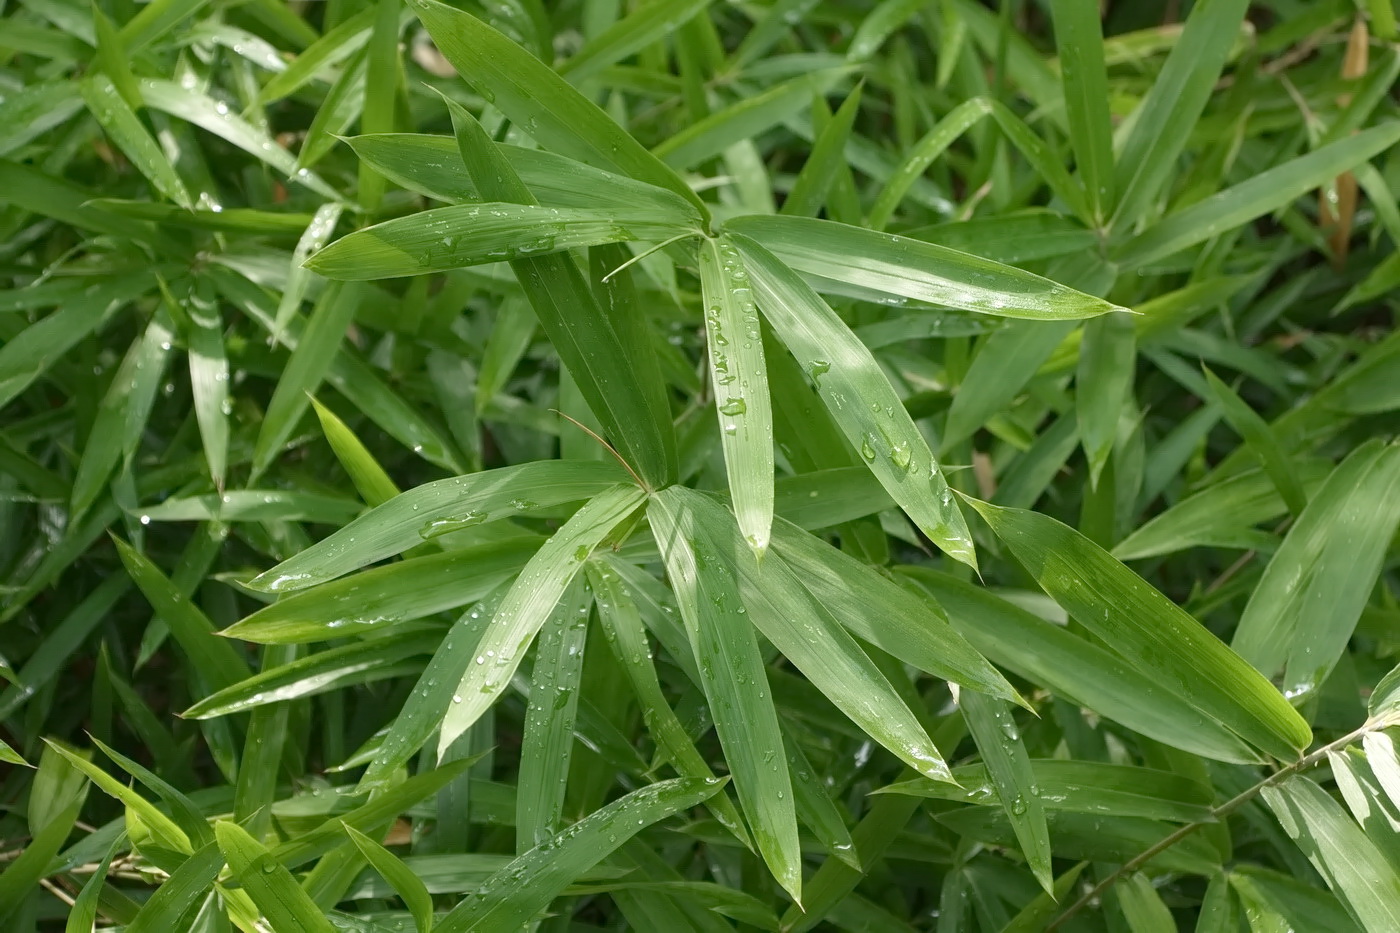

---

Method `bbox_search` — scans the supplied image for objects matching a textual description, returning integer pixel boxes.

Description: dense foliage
[2,0,1400,929]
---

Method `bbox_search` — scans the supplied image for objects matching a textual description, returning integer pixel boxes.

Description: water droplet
[719,397,747,416]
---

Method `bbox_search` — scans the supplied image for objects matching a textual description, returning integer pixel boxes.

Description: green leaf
[654,70,845,170]
[409,0,705,218]
[342,824,435,933]
[1262,776,1400,933]
[1230,866,1363,933]
[135,490,363,524]
[682,489,954,781]
[734,233,977,569]
[215,821,335,933]
[1109,0,1251,231]
[770,519,1018,704]
[0,278,136,412]
[345,134,701,221]
[965,498,1311,760]
[516,579,591,850]
[433,777,726,933]
[275,758,479,867]
[311,396,401,507]
[1116,122,1400,268]
[252,281,361,478]
[259,7,376,103]
[0,745,89,921]
[123,842,224,933]
[1049,0,1114,221]
[559,0,713,83]
[587,560,750,844]
[959,691,1052,894]
[306,203,696,280]
[781,83,863,218]
[235,537,540,638]
[1113,462,1332,561]
[80,74,191,207]
[943,321,1077,453]
[42,740,191,855]
[272,203,344,346]
[1077,312,1136,485]
[248,460,627,591]
[728,215,1125,321]
[439,484,646,752]
[66,834,123,933]
[881,759,1213,823]
[439,93,680,489]
[183,633,436,717]
[1231,440,1400,702]
[138,79,343,202]
[113,536,252,692]
[181,282,230,490]
[649,487,802,901]
[356,588,507,791]
[699,236,774,555]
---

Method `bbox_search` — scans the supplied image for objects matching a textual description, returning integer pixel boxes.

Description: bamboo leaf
[439,485,646,753]
[409,0,705,217]
[1232,440,1400,702]
[699,236,774,555]
[963,499,1312,760]
[649,487,802,901]
[434,777,726,933]
[728,215,1124,321]
[734,233,978,569]
[247,461,627,592]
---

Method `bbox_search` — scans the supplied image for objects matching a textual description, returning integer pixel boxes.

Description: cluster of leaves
[2,0,1400,929]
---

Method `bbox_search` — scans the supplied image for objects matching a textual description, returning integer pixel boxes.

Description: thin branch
[549,409,651,493]
[600,233,696,283]
[1046,720,1383,929]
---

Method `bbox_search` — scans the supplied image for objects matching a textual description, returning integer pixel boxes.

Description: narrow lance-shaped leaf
[438,91,680,489]
[1262,776,1400,933]
[782,82,863,218]
[905,567,1259,763]
[587,560,752,846]
[272,203,342,345]
[727,215,1125,321]
[81,74,192,207]
[1109,0,1251,231]
[1232,440,1400,701]
[734,233,977,569]
[181,281,229,490]
[559,0,713,83]
[516,579,591,851]
[357,588,506,792]
[1049,0,1115,220]
[409,0,706,219]
[1116,122,1400,268]
[1077,311,1136,486]
[248,460,627,592]
[958,690,1053,894]
[769,518,1019,705]
[306,203,695,280]
[252,281,361,480]
[215,822,335,933]
[342,824,435,933]
[649,487,802,902]
[699,236,774,555]
[433,777,727,933]
[963,498,1312,761]
[439,484,647,754]
[1203,367,1309,517]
